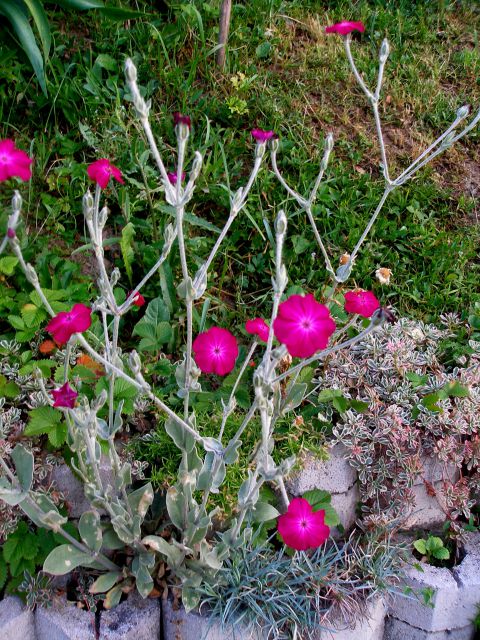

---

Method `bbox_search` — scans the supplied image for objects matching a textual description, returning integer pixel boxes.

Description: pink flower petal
[325,21,365,36]
[193,327,239,376]
[245,318,270,343]
[344,290,380,318]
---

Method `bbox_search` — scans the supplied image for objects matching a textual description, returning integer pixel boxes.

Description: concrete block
[384,617,475,640]
[388,561,459,632]
[286,445,356,495]
[100,592,160,639]
[50,458,113,518]
[402,482,447,530]
[331,485,359,533]
[452,552,480,628]
[35,598,97,640]
[162,597,263,640]
[414,456,459,487]
[0,595,36,640]
[315,597,387,640]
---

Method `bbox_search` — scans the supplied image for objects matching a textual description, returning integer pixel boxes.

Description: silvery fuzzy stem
[450,106,480,143]
[277,476,290,508]
[225,400,258,451]
[231,474,264,540]
[119,224,177,314]
[334,314,359,340]
[343,185,393,275]
[0,191,22,255]
[270,151,308,207]
[343,35,374,101]
[108,315,120,434]
[395,112,479,185]
[271,146,335,279]
[101,311,112,356]
[264,210,288,370]
[219,340,258,442]
[272,313,384,385]
[308,133,334,205]
[124,59,176,203]
[394,109,469,185]
[74,334,205,446]
[9,240,55,316]
[375,39,390,100]
[192,154,263,293]
[87,186,118,313]
[343,37,391,184]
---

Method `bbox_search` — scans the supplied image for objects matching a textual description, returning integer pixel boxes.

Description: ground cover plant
[0,1,479,636]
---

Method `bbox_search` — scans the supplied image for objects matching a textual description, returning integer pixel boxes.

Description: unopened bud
[275,210,287,235]
[379,38,390,62]
[12,191,22,212]
[7,228,15,239]
[456,105,470,120]
[190,151,203,181]
[325,132,334,152]
[129,350,142,375]
[268,136,280,153]
[124,58,137,83]
[83,191,94,221]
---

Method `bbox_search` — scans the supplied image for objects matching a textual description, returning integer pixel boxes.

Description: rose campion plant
[0,23,478,615]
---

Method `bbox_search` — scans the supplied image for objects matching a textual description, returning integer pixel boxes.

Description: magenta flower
[128,291,145,307]
[167,171,186,186]
[87,159,125,190]
[0,139,33,182]
[277,498,330,551]
[344,290,380,318]
[173,112,191,128]
[46,303,92,345]
[273,294,336,358]
[251,129,276,143]
[51,382,78,409]
[325,21,365,35]
[245,318,270,343]
[193,327,239,376]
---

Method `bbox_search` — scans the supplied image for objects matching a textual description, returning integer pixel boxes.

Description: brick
[35,597,98,640]
[384,617,475,640]
[100,592,160,639]
[0,596,36,640]
[315,597,386,640]
[162,597,262,640]
[286,445,356,495]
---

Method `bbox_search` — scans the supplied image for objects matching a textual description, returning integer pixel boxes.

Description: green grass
[1,0,478,327]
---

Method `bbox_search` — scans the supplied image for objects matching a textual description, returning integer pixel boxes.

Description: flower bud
[456,105,470,120]
[275,210,287,235]
[268,136,280,153]
[83,191,94,221]
[124,58,137,83]
[190,151,203,181]
[129,350,142,376]
[7,228,16,239]
[325,132,334,152]
[12,191,22,212]
[379,38,390,62]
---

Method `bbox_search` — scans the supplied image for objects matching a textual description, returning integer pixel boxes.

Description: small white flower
[375,267,392,285]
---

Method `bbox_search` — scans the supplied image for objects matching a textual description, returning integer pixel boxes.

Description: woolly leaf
[43,544,94,575]
[89,571,121,594]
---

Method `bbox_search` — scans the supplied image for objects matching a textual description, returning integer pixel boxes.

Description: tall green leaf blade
[0,0,47,95]
[54,0,104,8]
[23,0,51,59]
[120,222,135,284]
